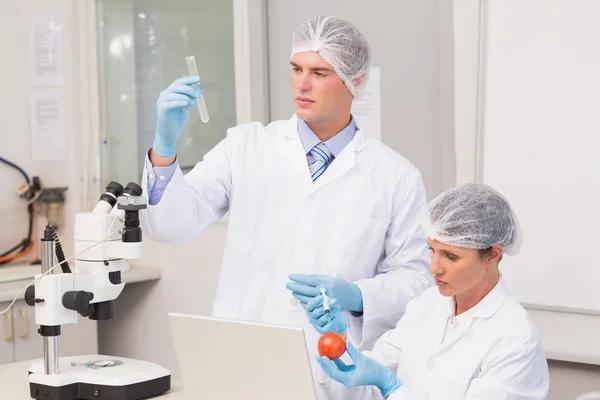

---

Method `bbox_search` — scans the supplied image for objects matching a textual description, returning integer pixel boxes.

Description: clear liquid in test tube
[185,55,209,123]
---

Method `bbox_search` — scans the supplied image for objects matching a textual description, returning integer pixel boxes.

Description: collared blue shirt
[144,153,178,206]
[297,117,357,167]
[145,116,358,205]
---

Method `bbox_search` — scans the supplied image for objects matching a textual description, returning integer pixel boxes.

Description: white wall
[453,0,481,185]
[453,1,600,397]
[549,360,600,400]
[0,0,103,364]
[0,0,95,263]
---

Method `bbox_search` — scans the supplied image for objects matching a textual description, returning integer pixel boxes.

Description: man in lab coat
[141,14,432,393]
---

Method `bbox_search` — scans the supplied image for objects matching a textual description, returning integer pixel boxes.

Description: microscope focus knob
[25,286,36,307]
[62,291,94,313]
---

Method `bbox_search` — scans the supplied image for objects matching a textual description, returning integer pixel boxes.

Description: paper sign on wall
[30,88,67,161]
[351,67,381,141]
[32,15,64,86]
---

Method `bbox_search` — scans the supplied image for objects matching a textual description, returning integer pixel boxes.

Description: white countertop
[0,264,161,303]
[0,360,186,399]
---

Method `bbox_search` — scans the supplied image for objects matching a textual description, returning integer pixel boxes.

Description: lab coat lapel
[282,115,314,195]
[422,298,455,353]
[311,128,367,193]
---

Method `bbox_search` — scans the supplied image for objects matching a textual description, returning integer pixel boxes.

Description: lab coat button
[299,244,305,251]
[291,298,300,307]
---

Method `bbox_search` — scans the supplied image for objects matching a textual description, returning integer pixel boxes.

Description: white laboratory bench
[0,360,186,399]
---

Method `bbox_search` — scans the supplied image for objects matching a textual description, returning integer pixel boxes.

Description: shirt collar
[445,274,509,323]
[297,116,357,158]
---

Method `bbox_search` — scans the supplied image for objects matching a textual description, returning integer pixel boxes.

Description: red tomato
[318,332,346,360]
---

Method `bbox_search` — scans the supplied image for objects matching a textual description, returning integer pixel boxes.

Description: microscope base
[28,355,171,400]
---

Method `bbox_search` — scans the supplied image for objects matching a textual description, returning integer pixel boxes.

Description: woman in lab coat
[140,14,432,374]
[311,183,550,399]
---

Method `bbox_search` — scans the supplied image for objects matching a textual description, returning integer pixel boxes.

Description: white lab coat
[140,115,432,364]
[315,277,550,400]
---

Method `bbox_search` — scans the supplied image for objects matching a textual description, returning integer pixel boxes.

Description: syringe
[185,55,210,123]
[320,288,331,315]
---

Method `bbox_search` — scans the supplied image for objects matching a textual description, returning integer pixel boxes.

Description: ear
[350,69,368,90]
[487,245,503,265]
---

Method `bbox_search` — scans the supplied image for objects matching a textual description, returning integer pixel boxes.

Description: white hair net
[422,183,523,255]
[291,15,371,97]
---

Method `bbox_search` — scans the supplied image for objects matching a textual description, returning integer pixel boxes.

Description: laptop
[168,313,318,400]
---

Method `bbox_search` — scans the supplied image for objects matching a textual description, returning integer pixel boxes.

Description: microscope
[24,182,171,400]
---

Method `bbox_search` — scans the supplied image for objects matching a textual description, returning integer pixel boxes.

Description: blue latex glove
[305,295,348,334]
[317,341,402,398]
[153,76,202,157]
[286,274,363,313]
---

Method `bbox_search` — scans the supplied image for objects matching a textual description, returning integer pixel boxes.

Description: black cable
[51,227,71,273]
[0,156,34,265]
[0,205,33,265]
[24,202,34,248]
[0,156,30,184]
[0,204,32,259]
[0,241,25,258]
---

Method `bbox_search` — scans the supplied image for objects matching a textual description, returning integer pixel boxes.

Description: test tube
[320,288,331,314]
[185,55,210,123]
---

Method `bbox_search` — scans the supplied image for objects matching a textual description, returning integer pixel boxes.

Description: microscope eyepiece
[123,182,143,197]
[98,181,125,208]
[107,181,125,196]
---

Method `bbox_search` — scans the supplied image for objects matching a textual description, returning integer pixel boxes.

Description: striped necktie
[309,142,333,182]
